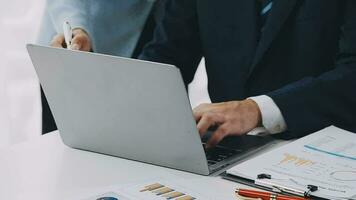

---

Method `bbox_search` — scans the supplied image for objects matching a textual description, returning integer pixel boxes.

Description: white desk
[0,131,285,200]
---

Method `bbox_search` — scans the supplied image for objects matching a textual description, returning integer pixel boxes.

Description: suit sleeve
[139,0,203,85]
[268,0,356,138]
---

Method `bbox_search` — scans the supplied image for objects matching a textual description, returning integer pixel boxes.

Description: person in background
[37,0,159,134]
[140,0,356,147]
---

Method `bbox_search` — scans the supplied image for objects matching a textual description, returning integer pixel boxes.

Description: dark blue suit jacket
[140,0,356,138]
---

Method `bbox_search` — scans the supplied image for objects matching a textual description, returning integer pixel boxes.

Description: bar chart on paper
[81,178,213,200]
[119,180,211,200]
[279,153,316,167]
[138,183,196,200]
[83,181,211,200]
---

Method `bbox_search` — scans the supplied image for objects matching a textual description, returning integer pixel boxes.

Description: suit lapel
[249,0,298,74]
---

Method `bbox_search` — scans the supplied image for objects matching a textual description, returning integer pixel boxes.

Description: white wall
[189,59,211,108]
[0,0,45,147]
[0,0,210,148]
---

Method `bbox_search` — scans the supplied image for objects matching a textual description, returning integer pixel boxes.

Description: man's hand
[50,28,92,51]
[193,99,262,148]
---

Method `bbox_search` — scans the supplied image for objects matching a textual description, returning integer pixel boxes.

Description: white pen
[63,21,73,49]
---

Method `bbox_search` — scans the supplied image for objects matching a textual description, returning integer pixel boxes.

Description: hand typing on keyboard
[193,100,262,148]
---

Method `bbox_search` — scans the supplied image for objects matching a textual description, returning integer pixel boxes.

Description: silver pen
[63,21,73,49]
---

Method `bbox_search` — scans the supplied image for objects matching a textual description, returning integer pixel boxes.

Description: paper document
[119,179,211,200]
[80,178,212,200]
[227,126,356,200]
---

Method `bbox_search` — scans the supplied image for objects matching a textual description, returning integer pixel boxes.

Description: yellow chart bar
[176,195,196,200]
[162,191,185,199]
[154,187,174,195]
[140,183,164,192]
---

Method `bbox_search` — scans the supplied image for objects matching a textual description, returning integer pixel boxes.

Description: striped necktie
[259,0,273,27]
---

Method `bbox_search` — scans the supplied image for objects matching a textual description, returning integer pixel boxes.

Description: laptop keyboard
[203,144,242,166]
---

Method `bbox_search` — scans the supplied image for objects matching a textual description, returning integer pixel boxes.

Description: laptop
[27,44,274,175]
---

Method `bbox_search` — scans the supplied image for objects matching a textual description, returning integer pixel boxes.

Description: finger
[197,112,224,137]
[50,34,65,48]
[193,103,211,121]
[71,31,91,51]
[70,40,82,50]
[196,113,215,137]
[70,34,83,50]
[206,125,230,148]
[193,110,202,122]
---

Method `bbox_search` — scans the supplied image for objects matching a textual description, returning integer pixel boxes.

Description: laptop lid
[27,44,210,175]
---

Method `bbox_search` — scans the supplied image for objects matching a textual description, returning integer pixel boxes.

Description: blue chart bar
[304,145,356,161]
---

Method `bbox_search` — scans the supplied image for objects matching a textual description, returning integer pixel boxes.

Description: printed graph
[279,153,316,167]
[140,183,196,200]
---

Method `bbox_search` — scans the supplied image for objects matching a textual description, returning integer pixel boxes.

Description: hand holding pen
[50,21,92,51]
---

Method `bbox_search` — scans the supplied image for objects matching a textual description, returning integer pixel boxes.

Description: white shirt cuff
[249,95,287,134]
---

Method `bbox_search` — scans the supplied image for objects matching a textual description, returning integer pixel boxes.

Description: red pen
[236,189,309,200]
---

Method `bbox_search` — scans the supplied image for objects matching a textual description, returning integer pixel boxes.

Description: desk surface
[0,131,285,200]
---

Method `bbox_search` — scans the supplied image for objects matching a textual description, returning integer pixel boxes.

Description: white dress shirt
[249,95,287,134]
